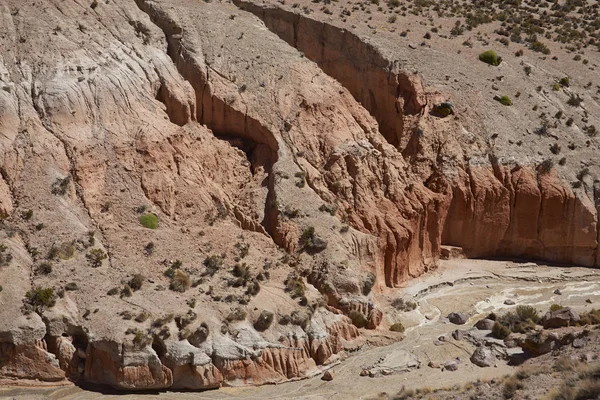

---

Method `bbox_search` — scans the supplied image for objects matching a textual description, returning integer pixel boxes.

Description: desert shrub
[232,263,251,280]
[390,322,405,332]
[120,284,133,298]
[169,270,190,292]
[21,209,33,220]
[139,213,158,229]
[24,287,55,312]
[391,297,417,311]
[135,311,150,323]
[550,143,561,154]
[128,274,144,291]
[284,272,306,298]
[278,314,291,325]
[567,94,582,107]
[479,50,502,66]
[175,310,197,329]
[235,241,250,258]
[152,313,174,327]
[51,176,71,195]
[348,310,368,328]
[550,303,564,312]
[203,255,223,276]
[245,279,260,296]
[497,95,513,106]
[107,287,119,296]
[253,310,274,331]
[132,329,151,348]
[0,244,12,267]
[143,242,154,256]
[362,272,376,295]
[492,321,511,339]
[290,310,310,329]
[559,77,570,87]
[552,82,561,91]
[226,307,247,322]
[503,376,523,399]
[516,305,540,323]
[299,226,327,252]
[554,355,581,372]
[530,40,550,54]
[578,309,600,325]
[524,65,532,75]
[538,159,554,174]
[35,262,53,275]
[64,282,78,291]
[86,248,107,267]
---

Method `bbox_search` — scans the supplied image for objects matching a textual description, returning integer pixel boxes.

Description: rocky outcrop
[236,1,600,271]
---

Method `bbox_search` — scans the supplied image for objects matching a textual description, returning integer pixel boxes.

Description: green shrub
[497,95,512,106]
[135,311,150,323]
[86,248,107,267]
[348,310,368,328]
[139,213,158,229]
[25,287,55,311]
[390,322,405,332]
[479,50,502,66]
[203,255,223,276]
[552,82,561,91]
[530,40,550,54]
[550,304,564,312]
[559,77,570,87]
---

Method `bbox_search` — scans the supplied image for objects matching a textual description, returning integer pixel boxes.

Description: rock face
[0,0,599,392]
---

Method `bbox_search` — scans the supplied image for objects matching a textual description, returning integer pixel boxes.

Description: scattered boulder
[475,318,495,330]
[452,329,465,341]
[443,360,458,371]
[367,309,383,330]
[542,307,580,329]
[572,338,587,348]
[585,299,592,304]
[554,289,562,295]
[448,312,469,325]
[523,327,588,356]
[470,346,496,367]
[428,361,440,369]
[504,299,515,305]
[321,370,334,381]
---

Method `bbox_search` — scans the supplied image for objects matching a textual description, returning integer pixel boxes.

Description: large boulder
[475,318,495,330]
[542,308,580,329]
[470,346,496,367]
[448,312,469,325]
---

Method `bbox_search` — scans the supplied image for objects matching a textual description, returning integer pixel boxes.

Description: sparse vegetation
[0,244,13,267]
[299,226,327,252]
[86,248,107,267]
[169,270,190,292]
[51,176,71,195]
[349,310,368,328]
[24,287,55,312]
[390,322,405,332]
[128,274,144,291]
